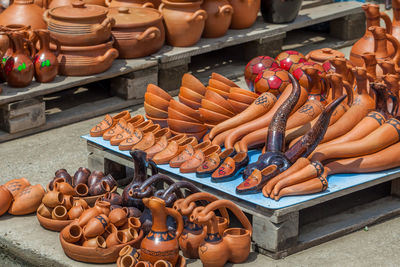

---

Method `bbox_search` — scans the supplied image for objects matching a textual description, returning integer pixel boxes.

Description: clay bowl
[228,92,257,105]
[170,129,208,141]
[74,186,117,206]
[180,86,204,103]
[181,73,206,95]
[169,99,201,121]
[167,118,207,133]
[60,226,144,263]
[37,213,73,232]
[227,99,250,114]
[144,102,169,119]
[207,86,230,99]
[230,87,259,98]
[178,95,202,110]
[145,114,168,128]
[144,92,170,111]
[211,72,238,88]
[205,90,235,113]
[201,99,235,117]
[209,78,231,92]
[147,84,172,101]
[168,107,202,123]
[199,107,231,124]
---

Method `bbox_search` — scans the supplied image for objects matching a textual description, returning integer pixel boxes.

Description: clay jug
[68,205,84,220]
[42,190,64,208]
[33,29,60,83]
[54,181,75,196]
[140,197,183,265]
[392,0,400,43]
[230,0,259,29]
[303,67,326,103]
[350,4,394,67]
[4,32,34,88]
[55,169,73,185]
[0,186,12,216]
[62,224,83,243]
[94,200,111,216]
[109,207,128,227]
[4,178,31,198]
[201,0,233,38]
[361,52,378,80]
[329,57,355,88]
[159,0,207,47]
[0,27,9,54]
[0,0,46,30]
[8,184,45,215]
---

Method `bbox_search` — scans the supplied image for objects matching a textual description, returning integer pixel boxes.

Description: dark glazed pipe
[161,181,201,207]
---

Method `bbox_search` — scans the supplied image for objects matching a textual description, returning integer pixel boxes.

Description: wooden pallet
[86,140,400,259]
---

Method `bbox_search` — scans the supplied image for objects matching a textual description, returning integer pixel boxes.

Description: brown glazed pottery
[201,0,233,38]
[306,48,345,64]
[106,0,154,8]
[36,212,73,232]
[52,38,119,76]
[9,184,45,215]
[34,29,60,83]
[73,167,91,187]
[44,1,115,46]
[4,178,31,198]
[109,7,165,59]
[0,186,12,216]
[62,224,83,243]
[88,170,105,189]
[229,0,260,29]
[160,0,207,47]
[0,0,46,30]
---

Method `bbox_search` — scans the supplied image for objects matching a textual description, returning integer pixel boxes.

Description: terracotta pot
[306,48,345,64]
[230,0,259,29]
[78,207,101,226]
[74,198,89,209]
[261,0,300,24]
[68,205,84,220]
[223,228,251,263]
[147,83,173,101]
[37,203,53,218]
[201,0,233,38]
[94,200,111,215]
[75,183,89,197]
[63,192,74,210]
[82,236,107,248]
[89,181,111,196]
[48,0,73,9]
[72,167,91,187]
[87,171,105,189]
[100,174,118,190]
[42,190,64,208]
[55,169,73,185]
[160,0,207,47]
[101,192,123,206]
[83,214,110,238]
[109,7,165,59]
[44,1,115,46]
[106,230,128,247]
[85,0,107,5]
[54,181,75,196]
[121,228,139,242]
[62,224,83,243]
[52,205,68,220]
[125,217,141,231]
[0,0,46,30]
[0,186,12,216]
[8,184,45,215]
[109,207,128,227]
[392,0,400,42]
[106,0,154,8]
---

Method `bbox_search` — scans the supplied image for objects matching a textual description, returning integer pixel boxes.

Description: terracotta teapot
[0,0,46,30]
[33,29,60,83]
[201,0,233,38]
[306,48,345,64]
[350,4,394,67]
[139,197,183,265]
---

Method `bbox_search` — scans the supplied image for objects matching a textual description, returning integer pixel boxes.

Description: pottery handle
[136,27,160,41]
[93,17,116,33]
[95,48,119,65]
[25,39,36,58]
[380,12,392,35]
[342,80,353,106]
[188,10,207,22]
[218,5,233,15]
[142,2,154,8]
[147,159,158,176]
[158,3,164,11]
[43,9,50,24]
[386,33,400,64]
[166,207,183,238]
[51,37,61,57]
[105,0,112,6]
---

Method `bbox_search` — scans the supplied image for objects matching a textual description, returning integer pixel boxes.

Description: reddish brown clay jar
[306,48,345,64]
[108,7,165,59]
[83,214,110,238]
[33,29,60,83]
[0,0,47,30]
[229,0,260,29]
[44,1,115,46]
[106,0,154,8]
[201,0,233,38]
[0,186,12,216]
[160,0,207,47]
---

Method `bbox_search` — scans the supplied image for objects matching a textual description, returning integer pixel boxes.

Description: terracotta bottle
[350,4,394,67]
[140,197,183,265]
[0,0,47,30]
[4,178,31,198]
[201,0,233,38]
[68,205,84,220]
[5,32,34,88]
[8,184,45,215]
[0,186,12,216]
[33,29,60,83]
[52,205,68,220]
[326,73,353,108]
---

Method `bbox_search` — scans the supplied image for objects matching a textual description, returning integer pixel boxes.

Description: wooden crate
[85,139,400,259]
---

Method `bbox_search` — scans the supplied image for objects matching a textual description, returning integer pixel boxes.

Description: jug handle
[386,33,400,64]
[188,10,207,22]
[51,37,61,57]
[343,80,354,106]
[25,39,36,58]
[218,5,233,15]
[158,3,164,11]
[95,48,119,64]
[166,207,183,238]
[380,12,392,34]
[147,159,159,176]
[43,10,50,24]
[93,17,115,33]
[136,27,160,41]
[142,2,154,8]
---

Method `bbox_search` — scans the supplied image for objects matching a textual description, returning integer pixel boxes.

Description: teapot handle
[188,10,207,22]
[166,207,183,238]
[136,27,160,41]
[380,12,392,35]
[218,5,233,15]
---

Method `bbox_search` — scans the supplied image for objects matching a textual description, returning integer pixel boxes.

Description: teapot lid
[50,1,108,19]
[308,48,345,62]
[108,7,162,28]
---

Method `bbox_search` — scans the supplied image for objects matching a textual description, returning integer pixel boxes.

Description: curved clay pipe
[161,181,201,207]
[224,76,308,149]
[208,92,277,140]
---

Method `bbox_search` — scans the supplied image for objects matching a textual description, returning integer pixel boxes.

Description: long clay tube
[208,92,277,139]
[223,75,308,149]
[211,128,235,147]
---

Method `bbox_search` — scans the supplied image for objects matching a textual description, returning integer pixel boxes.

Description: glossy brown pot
[106,0,154,7]
[201,0,233,38]
[229,0,260,29]
[51,38,118,76]
[33,29,60,83]
[160,0,207,47]
[108,7,165,59]
[0,0,46,30]
[44,1,115,46]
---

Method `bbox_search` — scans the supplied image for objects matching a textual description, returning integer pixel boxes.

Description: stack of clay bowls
[178,73,206,109]
[200,89,236,128]
[144,84,172,128]
[206,72,238,99]
[227,87,258,113]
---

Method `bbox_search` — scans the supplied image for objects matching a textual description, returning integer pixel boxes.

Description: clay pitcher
[303,67,326,103]
[350,4,394,67]
[139,197,183,265]
[201,0,233,38]
[33,29,60,83]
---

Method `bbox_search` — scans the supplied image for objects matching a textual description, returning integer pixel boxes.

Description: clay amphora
[78,207,101,226]
[94,200,111,216]
[0,186,12,216]
[106,230,128,247]
[350,4,394,67]
[33,29,60,83]
[82,236,107,248]
[391,0,400,43]
[8,184,45,215]
[42,190,64,208]
[201,0,233,38]
[160,0,207,47]
[230,0,259,29]
[4,178,31,198]
[83,214,110,238]
[5,32,34,88]
[62,224,83,243]
[54,181,75,196]
[109,208,128,227]
[140,197,183,265]
[68,205,84,220]
[0,0,46,30]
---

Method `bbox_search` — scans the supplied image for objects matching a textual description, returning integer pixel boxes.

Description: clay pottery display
[180,86,204,103]
[94,200,111,216]
[89,181,111,196]
[306,48,345,64]
[4,178,31,198]
[36,212,73,231]
[350,4,394,67]
[0,186,12,216]
[83,214,110,238]
[64,191,76,208]
[109,208,128,227]
[108,7,165,59]
[160,0,207,47]
[68,205,84,220]
[9,184,45,215]
[88,171,104,189]
[72,167,91,187]
[121,228,138,242]
[199,108,231,124]
[54,181,75,196]
[5,32,34,88]
[0,0,46,30]
[147,84,173,101]
[52,205,69,220]
[145,92,170,111]
[261,0,300,24]
[169,99,202,121]
[144,102,169,118]
[181,73,207,95]
[100,174,118,190]
[230,0,259,29]
[106,230,128,247]
[106,0,154,8]
[178,95,202,109]
[42,190,64,208]
[62,224,83,243]
[201,0,233,38]
[33,29,59,83]
[82,236,107,248]
[140,197,183,265]
[37,203,53,218]
[44,1,115,46]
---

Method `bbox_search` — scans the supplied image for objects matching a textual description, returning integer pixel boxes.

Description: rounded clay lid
[50,1,108,20]
[308,48,345,62]
[108,7,162,27]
